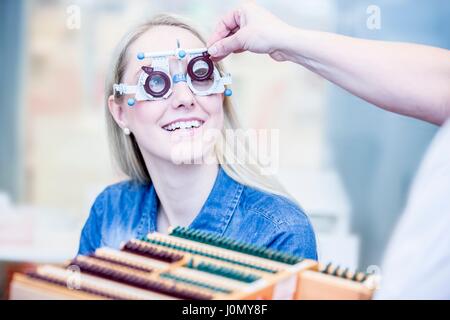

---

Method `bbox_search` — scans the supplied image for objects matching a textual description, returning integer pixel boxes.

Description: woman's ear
[108,95,128,129]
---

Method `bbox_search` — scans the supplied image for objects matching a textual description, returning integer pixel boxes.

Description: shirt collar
[189,166,244,235]
[138,166,244,238]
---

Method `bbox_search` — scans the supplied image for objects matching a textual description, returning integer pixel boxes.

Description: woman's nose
[170,78,195,110]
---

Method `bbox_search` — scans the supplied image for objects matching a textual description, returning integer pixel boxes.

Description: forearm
[274,27,450,125]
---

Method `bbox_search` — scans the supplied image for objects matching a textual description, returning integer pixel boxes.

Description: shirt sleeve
[77,193,105,256]
[268,222,318,260]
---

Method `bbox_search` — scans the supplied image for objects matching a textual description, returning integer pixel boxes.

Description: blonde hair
[105,13,295,201]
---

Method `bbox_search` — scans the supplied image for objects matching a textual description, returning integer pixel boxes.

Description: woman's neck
[144,156,219,231]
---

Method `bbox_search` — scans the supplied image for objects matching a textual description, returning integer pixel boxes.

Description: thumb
[208,33,244,60]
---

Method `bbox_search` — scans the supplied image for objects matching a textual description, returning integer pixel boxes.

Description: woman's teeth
[163,120,204,132]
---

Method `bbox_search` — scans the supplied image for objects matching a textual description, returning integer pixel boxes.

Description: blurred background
[0,0,449,298]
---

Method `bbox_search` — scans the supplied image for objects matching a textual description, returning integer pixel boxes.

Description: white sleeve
[375,119,450,299]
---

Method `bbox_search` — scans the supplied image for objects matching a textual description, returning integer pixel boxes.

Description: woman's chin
[168,142,217,165]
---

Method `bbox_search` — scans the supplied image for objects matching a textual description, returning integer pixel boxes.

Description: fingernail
[208,45,218,56]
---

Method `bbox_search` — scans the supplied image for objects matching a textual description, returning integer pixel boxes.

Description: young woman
[78,14,317,260]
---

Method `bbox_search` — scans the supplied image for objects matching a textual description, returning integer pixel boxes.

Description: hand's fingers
[206,9,242,47]
[209,47,246,62]
[208,33,243,60]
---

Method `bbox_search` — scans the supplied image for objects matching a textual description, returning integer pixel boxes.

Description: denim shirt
[78,167,317,260]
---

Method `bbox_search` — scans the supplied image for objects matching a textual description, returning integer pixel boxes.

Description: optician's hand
[206,1,293,62]
[208,1,450,125]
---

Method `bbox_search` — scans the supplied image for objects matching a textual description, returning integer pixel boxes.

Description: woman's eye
[149,75,166,92]
[193,67,209,78]
[194,75,213,82]
[191,60,210,78]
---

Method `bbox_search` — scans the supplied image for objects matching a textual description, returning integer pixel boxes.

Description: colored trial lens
[149,74,166,93]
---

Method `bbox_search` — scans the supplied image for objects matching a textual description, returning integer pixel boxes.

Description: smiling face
[109,26,224,166]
